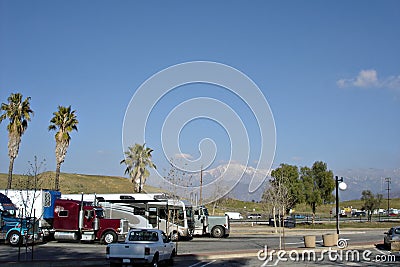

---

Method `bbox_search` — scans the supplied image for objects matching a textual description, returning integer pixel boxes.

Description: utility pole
[199,167,203,205]
[385,177,391,213]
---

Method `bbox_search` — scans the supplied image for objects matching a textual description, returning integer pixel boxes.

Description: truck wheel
[101,231,117,245]
[151,253,159,267]
[7,231,22,246]
[166,249,175,266]
[170,231,179,241]
[211,226,225,238]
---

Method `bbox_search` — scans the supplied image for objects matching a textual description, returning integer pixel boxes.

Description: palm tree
[120,143,156,192]
[48,105,78,190]
[0,93,34,189]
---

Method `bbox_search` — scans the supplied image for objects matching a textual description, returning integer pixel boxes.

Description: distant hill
[0,172,164,194]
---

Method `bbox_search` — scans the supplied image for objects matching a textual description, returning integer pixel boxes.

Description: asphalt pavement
[0,226,398,266]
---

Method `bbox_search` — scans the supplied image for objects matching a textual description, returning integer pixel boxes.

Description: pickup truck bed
[106,229,175,266]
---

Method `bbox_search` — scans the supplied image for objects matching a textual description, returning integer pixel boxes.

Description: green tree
[300,161,335,223]
[120,143,156,193]
[48,105,78,191]
[361,190,383,222]
[270,163,304,210]
[0,93,33,189]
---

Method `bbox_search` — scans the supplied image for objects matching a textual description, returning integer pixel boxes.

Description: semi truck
[193,205,230,238]
[2,190,129,244]
[0,189,61,237]
[0,193,42,246]
[52,198,129,244]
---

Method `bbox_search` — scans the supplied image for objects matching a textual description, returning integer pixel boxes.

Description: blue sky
[0,1,399,181]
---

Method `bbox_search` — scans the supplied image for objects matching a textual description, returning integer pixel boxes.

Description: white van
[225,212,243,220]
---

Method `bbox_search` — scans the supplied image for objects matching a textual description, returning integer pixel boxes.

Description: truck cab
[53,199,128,244]
[193,206,230,238]
[0,193,42,246]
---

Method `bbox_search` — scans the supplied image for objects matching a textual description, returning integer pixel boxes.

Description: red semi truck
[52,198,129,244]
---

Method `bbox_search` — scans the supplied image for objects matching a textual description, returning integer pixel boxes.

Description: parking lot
[0,227,398,266]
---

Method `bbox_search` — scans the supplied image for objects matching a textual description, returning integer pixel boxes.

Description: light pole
[335,176,347,235]
[385,177,391,214]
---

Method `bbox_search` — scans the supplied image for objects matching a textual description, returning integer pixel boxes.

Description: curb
[0,259,108,267]
[176,242,380,260]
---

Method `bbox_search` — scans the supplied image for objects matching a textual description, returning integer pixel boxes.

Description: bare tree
[262,176,293,249]
[15,156,47,190]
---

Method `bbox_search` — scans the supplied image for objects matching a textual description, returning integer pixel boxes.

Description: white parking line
[188,260,217,267]
[285,238,350,246]
[374,247,390,255]
[285,240,323,245]
[188,262,203,267]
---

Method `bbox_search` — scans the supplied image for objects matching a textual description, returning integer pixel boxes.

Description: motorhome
[63,193,195,240]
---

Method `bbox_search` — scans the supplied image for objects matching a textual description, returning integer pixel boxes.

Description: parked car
[384,226,400,249]
[352,211,366,217]
[247,214,262,219]
[292,214,305,219]
[225,212,243,220]
[106,229,175,266]
[268,216,296,228]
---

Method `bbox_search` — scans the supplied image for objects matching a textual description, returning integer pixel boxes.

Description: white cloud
[354,69,379,87]
[385,75,400,90]
[337,69,400,90]
[174,153,193,159]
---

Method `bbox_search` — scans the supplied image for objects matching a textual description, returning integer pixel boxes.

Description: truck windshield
[94,208,104,218]
[203,208,209,216]
[186,207,193,219]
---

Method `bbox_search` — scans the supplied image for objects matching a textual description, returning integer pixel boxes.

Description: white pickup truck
[106,228,176,267]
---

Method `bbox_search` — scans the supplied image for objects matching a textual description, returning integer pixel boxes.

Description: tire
[7,231,22,247]
[211,226,225,238]
[109,262,121,267]
[151,253,159,267]
[170,231,179,241]
[166,249,175,266]
[101,231,117,245]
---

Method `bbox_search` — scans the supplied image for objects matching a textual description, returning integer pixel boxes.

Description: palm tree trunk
[55,162,61,191]
[7,157,15,189]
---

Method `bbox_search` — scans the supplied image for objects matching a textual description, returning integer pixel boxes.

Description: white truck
[193,206,230,238]
[224,212,243,220]
[106,228,176,267]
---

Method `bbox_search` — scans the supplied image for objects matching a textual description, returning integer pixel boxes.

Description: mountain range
[157,163,400,202]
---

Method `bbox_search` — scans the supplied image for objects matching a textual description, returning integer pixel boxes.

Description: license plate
[123,259,130,263]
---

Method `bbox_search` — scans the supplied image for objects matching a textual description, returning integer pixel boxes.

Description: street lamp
[336,176,347,235]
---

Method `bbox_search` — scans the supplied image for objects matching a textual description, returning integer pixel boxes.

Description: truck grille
[120,219,129,233]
